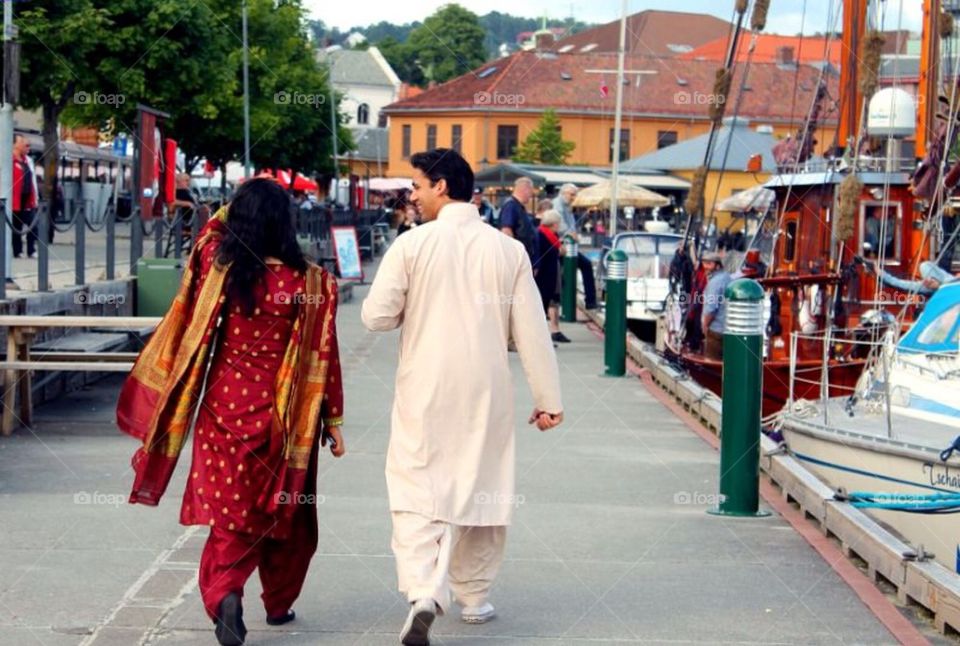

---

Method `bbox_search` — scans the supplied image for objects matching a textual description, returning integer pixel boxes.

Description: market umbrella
[714,185,775,212]
[572,178,670,210]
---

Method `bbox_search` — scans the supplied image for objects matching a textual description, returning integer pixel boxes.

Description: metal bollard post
[561,235,578,323]
[603,249,628,377]
[708,278,770,517]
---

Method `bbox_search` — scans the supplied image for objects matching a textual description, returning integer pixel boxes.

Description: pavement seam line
[77,525,199,646]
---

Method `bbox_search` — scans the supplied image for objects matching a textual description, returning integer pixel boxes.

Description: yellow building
[382,50,837,187]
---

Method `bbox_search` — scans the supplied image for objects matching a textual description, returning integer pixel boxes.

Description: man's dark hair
[410,148,474,202]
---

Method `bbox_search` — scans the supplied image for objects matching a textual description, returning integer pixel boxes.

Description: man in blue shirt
[499,177,538,261]
[863,259,958,296]
[701,251,732,360]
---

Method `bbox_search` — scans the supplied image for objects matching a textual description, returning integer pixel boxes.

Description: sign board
[331,226,363,281]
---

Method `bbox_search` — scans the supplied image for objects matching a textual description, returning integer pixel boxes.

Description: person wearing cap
[701,250,731,360]
[551,183,598,309]
[472,188,496,226]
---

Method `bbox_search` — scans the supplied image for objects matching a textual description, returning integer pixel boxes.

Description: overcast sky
[303,0,923,36]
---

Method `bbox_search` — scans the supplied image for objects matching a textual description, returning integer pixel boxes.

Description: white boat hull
[782,418,960,572]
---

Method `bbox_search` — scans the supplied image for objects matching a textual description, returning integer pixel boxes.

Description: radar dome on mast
[866,88,916,138]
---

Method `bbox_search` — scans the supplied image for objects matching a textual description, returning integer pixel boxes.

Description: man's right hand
[529,409,563,431]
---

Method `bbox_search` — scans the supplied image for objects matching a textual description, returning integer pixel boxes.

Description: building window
[402,124,411,159]
[357,103,370,125]
[657,130,678,149]
[609,128,630,162]
[860,202,902,263]
[426,124,437,150]
[451,124,462,153]
[497,125,519,159]
[784,219,798,262]
[377,112,387,128]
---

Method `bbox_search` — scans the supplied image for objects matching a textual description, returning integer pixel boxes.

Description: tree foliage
[17,0,350,195]
[405,5,487,84]
[512,110,575,165]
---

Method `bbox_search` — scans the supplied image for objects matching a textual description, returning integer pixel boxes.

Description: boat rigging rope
[939,435,960,462]
[836,490,960,514]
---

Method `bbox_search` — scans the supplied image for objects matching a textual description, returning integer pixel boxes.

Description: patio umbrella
[572,178,670,210]
[715,185,775,212]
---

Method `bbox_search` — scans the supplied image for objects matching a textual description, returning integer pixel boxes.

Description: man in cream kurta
[362,148,563,645]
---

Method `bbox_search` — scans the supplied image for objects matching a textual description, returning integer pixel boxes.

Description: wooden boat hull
[672,353,866,418]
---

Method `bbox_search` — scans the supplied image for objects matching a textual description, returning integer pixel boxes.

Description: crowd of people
[396,176,598,345]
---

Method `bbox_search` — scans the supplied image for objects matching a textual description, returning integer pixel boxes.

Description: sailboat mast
[917,0,942,158]
[609,0,628,238]
[838,0,867,150]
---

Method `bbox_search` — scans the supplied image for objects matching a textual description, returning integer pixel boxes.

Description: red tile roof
[682,34,843,68]
[552,10,732,57]
[682,30,911,68]
[383,51,839,125]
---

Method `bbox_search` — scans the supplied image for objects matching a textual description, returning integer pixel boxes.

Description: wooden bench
[0,316,162,435]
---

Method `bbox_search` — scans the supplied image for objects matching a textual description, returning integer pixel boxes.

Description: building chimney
[535,31,555,50]
[776,46,795,66]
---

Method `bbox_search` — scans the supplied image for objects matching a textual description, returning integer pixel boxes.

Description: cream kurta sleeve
[361,239,408,331]
[509,252,563,415]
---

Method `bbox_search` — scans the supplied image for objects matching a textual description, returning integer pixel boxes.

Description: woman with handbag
[116,178,345,645]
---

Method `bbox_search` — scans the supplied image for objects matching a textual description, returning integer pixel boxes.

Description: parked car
[599,232,681,322]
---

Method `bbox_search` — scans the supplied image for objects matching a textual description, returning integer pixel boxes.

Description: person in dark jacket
[535,210,570,344]
[498,177,538,261]
[397,204,420,236]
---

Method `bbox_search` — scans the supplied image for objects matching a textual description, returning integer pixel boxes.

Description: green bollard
[561,236,578,323]
[603,249,628,377]
[708,278,771,517]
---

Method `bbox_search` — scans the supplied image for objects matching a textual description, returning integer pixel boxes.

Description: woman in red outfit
[117,178,345,646]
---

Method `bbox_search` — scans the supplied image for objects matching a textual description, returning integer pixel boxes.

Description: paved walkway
[0,267,929,644]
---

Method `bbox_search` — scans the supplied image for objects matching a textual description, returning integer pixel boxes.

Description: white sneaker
[461,601,496,624]
[400,598,436,645]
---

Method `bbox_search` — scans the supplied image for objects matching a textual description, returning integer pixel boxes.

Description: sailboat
[776,281,960,572]
[660,0,955,418]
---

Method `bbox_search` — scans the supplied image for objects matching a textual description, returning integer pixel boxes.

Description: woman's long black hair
[216,178,308,316]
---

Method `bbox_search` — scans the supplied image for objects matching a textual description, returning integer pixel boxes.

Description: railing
[787,327,897,434]
[0,200,386,296]
[779,156,916,175]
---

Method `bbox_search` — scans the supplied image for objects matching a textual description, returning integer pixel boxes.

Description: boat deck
[780,397,960,458]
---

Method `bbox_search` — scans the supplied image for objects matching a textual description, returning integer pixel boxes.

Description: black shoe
[551,332,572,343]
[584,303,599,310]
[266,609,295,626]
[215,592,246,646]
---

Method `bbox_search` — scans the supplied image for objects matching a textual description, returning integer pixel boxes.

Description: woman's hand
[321,426,346,457]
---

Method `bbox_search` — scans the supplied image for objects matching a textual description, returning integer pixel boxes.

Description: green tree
[377,36,425,87]
[20,0,350,194]
[17,1,110,199]
[18,0,236,197]
[406,4,486,84]
[512,110,575,164]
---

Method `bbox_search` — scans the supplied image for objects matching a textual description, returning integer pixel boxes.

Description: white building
[318,46,401,130]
